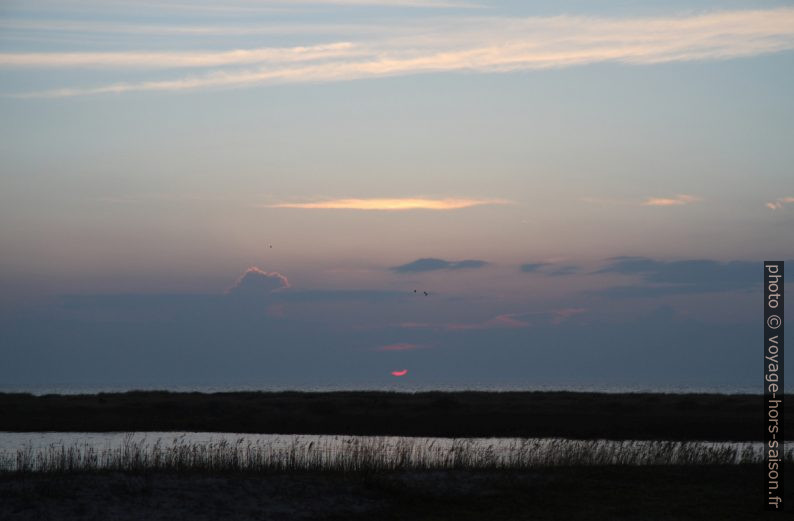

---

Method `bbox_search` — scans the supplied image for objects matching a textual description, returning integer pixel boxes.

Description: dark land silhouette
[0,391,784,441]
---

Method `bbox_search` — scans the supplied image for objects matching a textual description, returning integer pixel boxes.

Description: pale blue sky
[0,0,792,388]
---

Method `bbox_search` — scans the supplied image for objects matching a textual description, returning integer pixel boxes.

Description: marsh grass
[2,435,789,474]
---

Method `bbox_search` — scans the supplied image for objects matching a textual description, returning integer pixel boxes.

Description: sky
[0,0,792,390]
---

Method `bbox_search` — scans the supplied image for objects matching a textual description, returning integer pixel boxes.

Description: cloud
[266,197,509,210]
[584,194,701,207]
[0,42,359,69]
[594,257,759,297]
[546,265,580,276]
[519,262,579,276]
[10,8,794,97]
[445,313,532,330]
[520,262,548,273]
[376,342,427,351]
[268,0,479,6]
[391,258,488,273]
[1,0,478,23]
[60,269,407,321]
[399,321,432,329]
[0,20,388,37]
[766,197,794,210]
[147,0,480,9]
[278,289,406,301]
[641,194,701,207]
[450,260,488,269]
[227,267,290,297]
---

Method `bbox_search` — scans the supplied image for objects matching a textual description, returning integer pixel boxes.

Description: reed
[1,435,788,474]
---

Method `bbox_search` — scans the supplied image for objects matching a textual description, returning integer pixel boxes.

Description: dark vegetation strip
[0,465,784,521]
[0,391,786,441]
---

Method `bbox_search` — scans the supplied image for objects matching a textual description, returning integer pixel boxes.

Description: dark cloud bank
[593,257,761,297]
[1,260,789,390]
[521,256,780,298]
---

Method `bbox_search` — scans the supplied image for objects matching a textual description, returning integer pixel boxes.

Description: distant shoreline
[0,384,769,396]
[1,391,785,441]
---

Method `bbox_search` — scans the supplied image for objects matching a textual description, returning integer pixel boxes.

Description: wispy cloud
[401,308,585,330]
[546,265,580,276]
[445,313,532,330]
[583,194,701,207]
[766,196,794,210]
[7,0,480,17]
[267,197,508,210]
[551,307,587,325]
[261,0,480,6]
[401,313,533,331]
[391,258,488,273]
[148,0,480,8]
[0,19,396,37]
[641,194,701,207]
[8,8,794,97]
[519,262,548,273]
[519,262,580,276]
[0,42,358,69]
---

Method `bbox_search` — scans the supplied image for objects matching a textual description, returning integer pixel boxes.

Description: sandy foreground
[0,465,780,521]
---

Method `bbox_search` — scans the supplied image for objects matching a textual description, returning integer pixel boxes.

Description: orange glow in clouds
[641,194,700,207]
[391,369,408,377]
[268,197,510,211]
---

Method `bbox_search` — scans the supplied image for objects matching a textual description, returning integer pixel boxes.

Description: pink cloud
[377,343,426,352]
[391,369,408,377]
[268,197,510,211]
